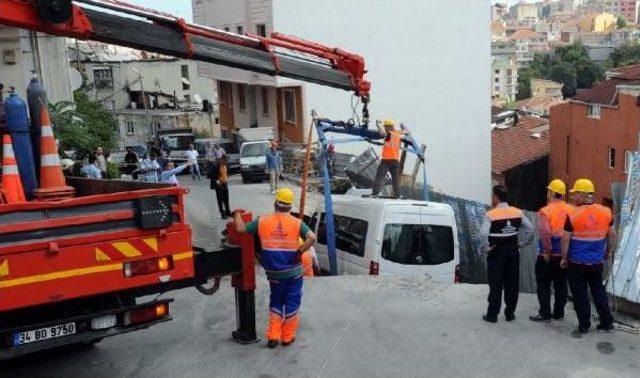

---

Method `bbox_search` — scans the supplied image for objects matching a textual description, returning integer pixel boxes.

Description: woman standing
[210,155,231,219]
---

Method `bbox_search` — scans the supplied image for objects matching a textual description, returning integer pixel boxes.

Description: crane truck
[0,0,371,359]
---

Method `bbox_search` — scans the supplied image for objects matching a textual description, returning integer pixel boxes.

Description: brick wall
[550,94,640,204]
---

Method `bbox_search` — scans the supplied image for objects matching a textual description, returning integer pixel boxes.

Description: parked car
[309,195,460,283]
[239,140,271,183]
[195,138,240,173]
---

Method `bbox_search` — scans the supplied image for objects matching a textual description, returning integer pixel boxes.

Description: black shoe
[505,313,516,322]
[482,315,497,323]
[552,314,564,320]
[571,327,589,338]
[596,323,614,332]
[529,315,551,322]
[282,338,296,347]
[267,340,279,349]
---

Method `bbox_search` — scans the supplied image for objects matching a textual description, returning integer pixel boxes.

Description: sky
[127,0,192,20]
[127,1,542,22]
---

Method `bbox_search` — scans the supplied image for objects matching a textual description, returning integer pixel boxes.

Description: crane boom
[0,0,371,98]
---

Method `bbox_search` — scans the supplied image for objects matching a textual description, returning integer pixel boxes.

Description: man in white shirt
[186,144,201,181]
[141,152,161,183]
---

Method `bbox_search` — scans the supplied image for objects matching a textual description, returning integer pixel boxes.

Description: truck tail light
[123,256,173,278]
[123,303,170,326]
[454,264,461,284]
[369,261,379,275]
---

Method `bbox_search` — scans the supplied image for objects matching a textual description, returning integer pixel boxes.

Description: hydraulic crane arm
[0,0,371,99]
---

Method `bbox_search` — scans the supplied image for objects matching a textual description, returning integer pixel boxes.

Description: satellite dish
[69,68,83,91]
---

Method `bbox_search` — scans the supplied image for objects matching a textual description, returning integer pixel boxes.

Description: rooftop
[509,29,544,41]
[492,116,549,175]
[570,64,640,105]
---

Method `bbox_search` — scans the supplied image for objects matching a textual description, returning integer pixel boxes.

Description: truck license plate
[13,322,76,346]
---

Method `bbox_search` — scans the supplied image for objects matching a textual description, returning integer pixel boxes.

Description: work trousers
[267,276,303,342]
[535,256,568,318]
[568,264,614,330]
[215,183,230,217]
[269,170,279,193]
[373,159,400,197]
[486,247,520,319]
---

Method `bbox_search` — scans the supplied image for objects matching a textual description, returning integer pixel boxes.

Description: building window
[506,69,512,76]
[256,23,267,37]
[238,84,246,111]
[224,26,230,32]
[625,150,635,173]
[261,87,269,115]
[283,89,296,124]
[608,147,616,169]
[93,67,113,88]
[181,64,190,91]
[587,104,601,119]
[126,121,135,136]
[494,69,500,75]
[237,25,244,35]
[495,78,500,83]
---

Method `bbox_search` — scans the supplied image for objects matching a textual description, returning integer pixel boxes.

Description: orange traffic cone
[2,134,27,204]
[33,104,75,201]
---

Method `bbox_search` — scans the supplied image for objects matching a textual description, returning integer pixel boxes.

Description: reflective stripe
[40,154,61,167]
[572,237,606,242]
[2,147,14,158]
[41,125,54,137]
[2,166,19,175]
[489,233,518,238]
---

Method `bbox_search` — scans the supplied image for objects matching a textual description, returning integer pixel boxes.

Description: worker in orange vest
[480,185,534,323]
[530,179,574,322]
[300,237,319,277]
[561,179,616,337]
[233,188,316,348]
[372,119,410,198]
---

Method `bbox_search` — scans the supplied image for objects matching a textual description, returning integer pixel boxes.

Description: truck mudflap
[0,299,173,361]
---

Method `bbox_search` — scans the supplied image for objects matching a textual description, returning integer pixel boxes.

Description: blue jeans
[190,162,201,180]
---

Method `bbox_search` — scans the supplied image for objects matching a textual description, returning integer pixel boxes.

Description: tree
[515,42,602,100]
[607,41,640,68]
[548,62,577,97]
[617,16,627,30]
[49,91,117,159]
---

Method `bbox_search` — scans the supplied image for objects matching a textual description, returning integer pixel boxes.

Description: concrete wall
[272,0,491,202]
[192,0,276,86]
[0,28,72,104]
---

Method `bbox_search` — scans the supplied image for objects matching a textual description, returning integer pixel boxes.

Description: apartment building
[492,57,519,105]
[604,0,639,22]
[550,64,640,205]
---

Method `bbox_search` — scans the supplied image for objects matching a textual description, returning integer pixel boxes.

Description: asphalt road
[2,177,640,377]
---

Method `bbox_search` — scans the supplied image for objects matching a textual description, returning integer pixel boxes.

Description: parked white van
[309,195,460,283]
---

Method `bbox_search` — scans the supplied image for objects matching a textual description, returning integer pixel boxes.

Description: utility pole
[134,68,153,139]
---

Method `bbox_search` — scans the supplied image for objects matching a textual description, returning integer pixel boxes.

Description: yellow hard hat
[547,179,566,195]
[275,188,295,205]
[570,178,595,194]
[383,119,395,128]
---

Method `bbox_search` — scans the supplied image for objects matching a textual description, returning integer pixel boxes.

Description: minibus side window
[317,213,367,257]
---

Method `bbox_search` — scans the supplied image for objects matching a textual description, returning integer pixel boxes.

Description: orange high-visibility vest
[568,204,612,265]
[381,131,401,161]
[538,201,574,255]
[258,213,303,279]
